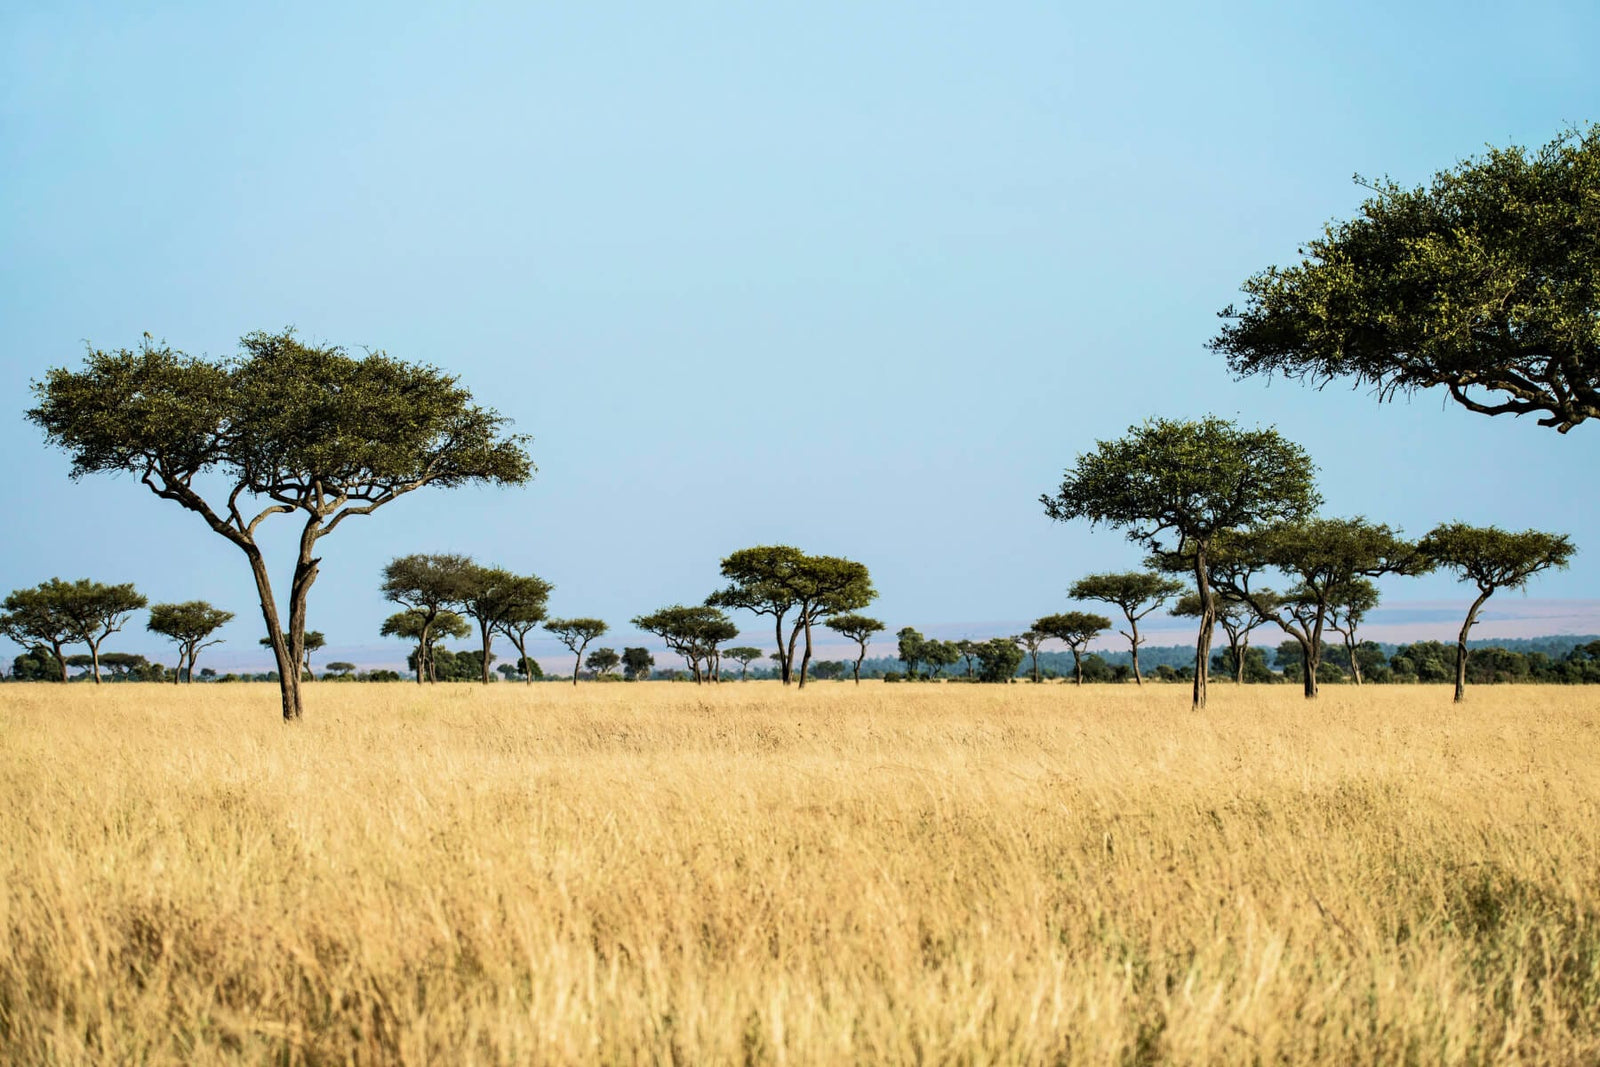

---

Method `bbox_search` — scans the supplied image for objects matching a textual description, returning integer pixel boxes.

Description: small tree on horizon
[545,618,608,685]
[585,647,621,679]
[824,615,884,684]
[1418,523,1576,702]
[148,601,234,684]
[1068,571,1185,686]
[723,646,764,681]
[1034,612,1113,685]
[1014,630,1048,683]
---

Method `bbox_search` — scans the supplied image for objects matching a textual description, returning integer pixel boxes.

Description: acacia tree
[825,615,883,684]
[0,583,77,681]
[1211,518,1423,699]
[491,574,554,686]
[1417,523,1576,702]
[708,547,804,683]
[1324,579,1381,685]
[723,646,764,681]
[896,627,925,680]
[1034,612,1112,685]
[452,564,530,685]
[545,618,608,685]
[28,331,531,720]
[1172,589,1277,685]
[621,647,655,681]
[955,639,980,679]
[259,630,325,680]
[147,601,234,684]
[1068,571,1185,686]
[1043,417,1319,709]
[1212,126,1600,433]
[585,647,621,679]
[1014,631,1048,682]
[52,580,148,684]
[975,638,1024,683]
[382,609,469,681]
[631,606,737,684]
[381,553,475,686]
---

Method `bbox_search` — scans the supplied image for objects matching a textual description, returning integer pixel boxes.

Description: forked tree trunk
[1233,639,1247,684]
[853,646,865,684]
[797,614,814,688]
[1124,615,1144,686]
[1346,633,1364,686]
[477,620,493,685]
[1454,589,1493,704]
[787,615,806,688]
[87,638,104,684]
[1071,648,1084,685]
[173,647,185,685]
[244,545,302,722]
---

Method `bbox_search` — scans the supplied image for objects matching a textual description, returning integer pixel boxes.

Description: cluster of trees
[1,578,241,684]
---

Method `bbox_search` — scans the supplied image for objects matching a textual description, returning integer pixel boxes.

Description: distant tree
[809,661,847,681]
[1323,579,1381,685]
[99,652,150,680]
[197,666,216,680]
[1173,589,1277,685]
[147,601,234,684]
[1210,518,1424,699]
[382,554,474,686]
[259,631,325,680]
[544,618,609,686]
[496,663,520,681]
[1,582,80,682]
[621,646,655,681]
[955,639,980,679]
[452,564,523,685]
[824,615,883,684]
[896,627,926,680]
[1418,523,1577,702]
[381,609,469,682]
[1014,631,1048,683]
[1034,612,1113,685]
[631,606,735,684]
[922,640,960,680]
[1043,417,1319,708]
[1068,572,1185,686]
[709,546,874,687]
[1212,126,1600,434]
[722,646,764,681]
[585,647,621,679]
[324,661,356,678]
[975,637,1024,683]
[46,580,147,684]
[29,331,531,720]
[488,573,553,687]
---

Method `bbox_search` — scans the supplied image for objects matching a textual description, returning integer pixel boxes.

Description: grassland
[2,680,1598,1065]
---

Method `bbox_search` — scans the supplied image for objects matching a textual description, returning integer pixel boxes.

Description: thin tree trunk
[774,614,790,685]
[854,644,865,684]
[1346,632,1364,686]
[1233,638,1246,684]
[797,613,814,688]
[285,517,322,704]
[1031,651,1040,683]
[478,620,493,685]
[1454,589,1493,703]
[245,544,301,722]
[1192,548,1213,710]
[1297,631,1319,699]
[786,615,805,687]
[1125,615,1144,686]
[571,643,585,685]
[174,646,185,685]
[88,637,103,684]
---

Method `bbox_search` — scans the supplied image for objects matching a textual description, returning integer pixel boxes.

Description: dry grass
[2,680,1598,1065]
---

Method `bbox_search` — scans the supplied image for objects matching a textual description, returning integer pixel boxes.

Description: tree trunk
[774,614,790,685]
[797,613,814,688]
[854,645,865,684]
[1072,648,1083,685]
[1124,616,1144,686]
[571,644,585,686]
[1031,651,1041,683]
[478,620,493,685]
[285,519,322,703]
[88,637,103,684]
[786,614,805,687]
[1299,637,1319,699]
[173,646,185,685]
[1454,589,1493,704]
[1233,638,1246,684]
[1191,548,1214,710]
[1346,633,1364,686]
[243,543,301,721]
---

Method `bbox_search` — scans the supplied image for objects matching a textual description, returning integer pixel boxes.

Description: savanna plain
[2,681,1598,1065]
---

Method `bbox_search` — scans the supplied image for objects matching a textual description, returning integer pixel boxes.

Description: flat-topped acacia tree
[147,600,234,684]
[1068,572,1185,686]
[1043,417,1319,709]
[28,330,532,720]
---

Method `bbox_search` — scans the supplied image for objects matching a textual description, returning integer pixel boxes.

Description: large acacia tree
[29,331,531,720]
[1068,571,1185,686]
[1043,417,1319,709]
[1418,523,1576,702]
[1212,126,1600,433]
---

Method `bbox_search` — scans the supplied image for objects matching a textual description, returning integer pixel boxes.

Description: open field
[2,682,1598,1065]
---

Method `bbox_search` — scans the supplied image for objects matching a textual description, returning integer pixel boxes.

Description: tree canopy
[28,331,532,719]
[1035,611,1113,685]
[1068,571,1185,685]
[1043,417,1318,707]
[544,618,609,685]
[148,601,234,684]
[824,614,883,683]
[1212,126,1600,433]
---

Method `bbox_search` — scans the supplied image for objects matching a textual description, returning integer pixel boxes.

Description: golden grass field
[2,680,1598,1065]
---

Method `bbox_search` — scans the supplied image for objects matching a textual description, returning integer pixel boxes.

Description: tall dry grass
[1,679,1598,1065]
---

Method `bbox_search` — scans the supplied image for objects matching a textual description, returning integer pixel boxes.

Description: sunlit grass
[2,680,1598,1064]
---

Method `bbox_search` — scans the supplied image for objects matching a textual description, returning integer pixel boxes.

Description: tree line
[17,128,1598,717]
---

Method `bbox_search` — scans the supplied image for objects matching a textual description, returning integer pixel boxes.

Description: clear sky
[3,1,1597,670]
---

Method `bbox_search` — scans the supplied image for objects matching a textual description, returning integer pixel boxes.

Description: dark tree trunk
[1345,633,1364,686]
[786,614,805,687]
[1454,589,1493,704]
[478,620,493,685]
[774,614,791,685]
[1233,638,1246,684]
[245,543,301,722]
[1125,616,1144,686]
[1191,548,1214,710]
[1071,648,1083,685]
[173,646,185,685]
[797,613,814,688]
[853,644,865,684]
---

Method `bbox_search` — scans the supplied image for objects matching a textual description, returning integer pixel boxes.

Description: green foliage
[710,546,874,684]
[1034,611,1114,684]
[148,600,234,682]
[1,582,80,681]
[1419,524,1576,595]
[1213,125,1600,433]
[585,647,621,678]
[1069,572,1185,622]
[974,638,1024,683]
[1043,417,1320,556]
[621,647,655,681]
[630,607,734,683]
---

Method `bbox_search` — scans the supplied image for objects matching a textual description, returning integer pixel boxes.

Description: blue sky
[3,1,1597,670]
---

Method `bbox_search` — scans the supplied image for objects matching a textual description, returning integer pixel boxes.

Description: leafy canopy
[1418,523,1576,594]
[1212,126,1600,433]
